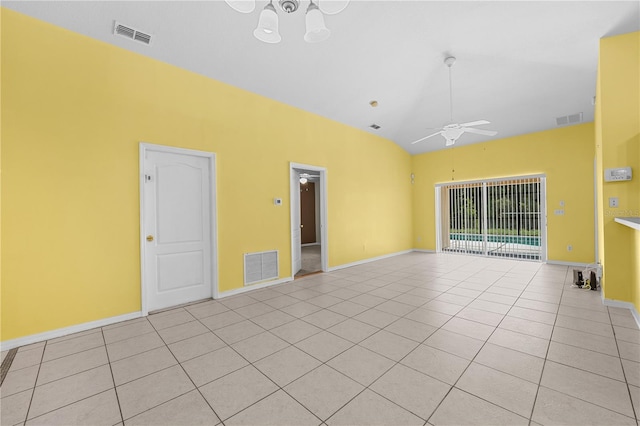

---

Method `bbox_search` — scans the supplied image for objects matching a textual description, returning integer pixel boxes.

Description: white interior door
[142,145,215,312]
[292,169,302,275]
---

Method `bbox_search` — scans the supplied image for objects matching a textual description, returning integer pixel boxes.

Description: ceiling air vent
[556,112,583,127]
[370,124,381,130]
[114,21,153,45]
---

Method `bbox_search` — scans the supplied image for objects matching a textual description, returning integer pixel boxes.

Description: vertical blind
[438,176,545,260]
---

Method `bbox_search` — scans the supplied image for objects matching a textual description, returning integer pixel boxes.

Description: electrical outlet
[567,245,573,251]
[417,236,422,242]
[609,197,619,208]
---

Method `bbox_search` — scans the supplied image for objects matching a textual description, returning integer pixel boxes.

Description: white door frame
[139,142,218,315]
[290,162,328,276]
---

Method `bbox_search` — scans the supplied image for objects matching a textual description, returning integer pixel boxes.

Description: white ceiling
[5,1,639,154]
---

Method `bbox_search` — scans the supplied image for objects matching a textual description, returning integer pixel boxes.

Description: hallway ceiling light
[299,172,319,184]
[226,0,349,44]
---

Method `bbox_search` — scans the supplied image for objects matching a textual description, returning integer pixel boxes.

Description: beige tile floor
[2,253,639,425]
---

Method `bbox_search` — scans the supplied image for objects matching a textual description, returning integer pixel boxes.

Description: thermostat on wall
[604,167,632,182]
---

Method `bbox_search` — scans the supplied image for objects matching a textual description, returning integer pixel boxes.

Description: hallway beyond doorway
[295,245,322,278]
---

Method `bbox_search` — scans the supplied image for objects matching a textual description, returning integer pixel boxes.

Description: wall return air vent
[244,250,279,286]
[114,21,153,45]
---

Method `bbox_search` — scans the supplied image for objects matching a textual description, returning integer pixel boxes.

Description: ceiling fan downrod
[445,56,456,124]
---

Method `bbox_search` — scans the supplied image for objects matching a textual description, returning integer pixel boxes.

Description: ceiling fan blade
[410,131,443,144]
[462,127,498,136]
[459,120,490,127]
[224,0,255,13]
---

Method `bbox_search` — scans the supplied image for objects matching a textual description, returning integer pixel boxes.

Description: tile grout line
[525,265,570,424]
[211,261,480,423]
[129,314,227,425]
[302,260,543,423]
[424,262,539,424]
[193,309,325,425]
[16,334,120,423]
[101,327,125,425]
[22,339,48,424]
[151,306,334,425]
[607,303,640,422]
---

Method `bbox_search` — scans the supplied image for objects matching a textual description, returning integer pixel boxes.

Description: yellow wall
[595,31,640,309]
[412,124,596,264]
[0,10,413,341]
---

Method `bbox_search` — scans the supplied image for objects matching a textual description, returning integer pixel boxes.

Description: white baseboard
[602,298,640,329]
[327,250,413,272]
[546,260,593,268]
[219,277,294,299]
[412,249,436,253]
[0,311,143,351]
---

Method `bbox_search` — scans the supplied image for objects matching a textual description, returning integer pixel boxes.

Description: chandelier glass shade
[253,2,282,43]
[226,0,348,44]
[304,2,330,43]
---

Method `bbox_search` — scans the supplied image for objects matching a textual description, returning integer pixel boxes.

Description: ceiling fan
[411,56,497,147]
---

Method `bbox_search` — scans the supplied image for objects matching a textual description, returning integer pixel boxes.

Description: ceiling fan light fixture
[254,2,282,43]
[443,126,464,140]
[304,2,330,43]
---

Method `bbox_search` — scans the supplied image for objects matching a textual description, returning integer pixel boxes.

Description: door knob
[300,224,304,228]
[146,235,154,242]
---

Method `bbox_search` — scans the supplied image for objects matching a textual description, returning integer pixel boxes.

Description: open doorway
[290,162,328,278]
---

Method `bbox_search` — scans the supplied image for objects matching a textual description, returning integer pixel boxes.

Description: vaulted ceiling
[4,1,639,153]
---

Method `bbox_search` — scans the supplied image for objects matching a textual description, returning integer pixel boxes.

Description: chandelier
[224,0,350,44]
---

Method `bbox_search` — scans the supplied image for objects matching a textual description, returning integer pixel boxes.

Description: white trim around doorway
[290,162,328,277]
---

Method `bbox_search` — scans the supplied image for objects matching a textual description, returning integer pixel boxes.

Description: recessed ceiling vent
[370,124,381,130]
[556,112,583,127]
[114,21,153,45]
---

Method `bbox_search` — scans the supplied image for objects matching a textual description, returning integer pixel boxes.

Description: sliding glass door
[436,176,546,260]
